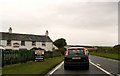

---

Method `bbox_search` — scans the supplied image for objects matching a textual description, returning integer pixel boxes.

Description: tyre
[64,66,69,70]
[85,65,89,70]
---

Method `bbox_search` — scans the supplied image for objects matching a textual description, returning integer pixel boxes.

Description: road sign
[35,49,44,62]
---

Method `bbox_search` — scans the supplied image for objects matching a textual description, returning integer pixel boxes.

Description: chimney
[45,30,49,36]
[9,27,12,33]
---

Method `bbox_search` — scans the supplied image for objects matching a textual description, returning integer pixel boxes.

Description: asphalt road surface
[47,55,120,76]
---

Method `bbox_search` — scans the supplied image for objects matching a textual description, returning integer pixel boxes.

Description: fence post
[2,50,4,67]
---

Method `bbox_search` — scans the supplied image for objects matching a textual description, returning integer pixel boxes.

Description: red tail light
[65,49,69,57]
[86,58,89,62]
[84,48,88,56]
[65,54,68,57]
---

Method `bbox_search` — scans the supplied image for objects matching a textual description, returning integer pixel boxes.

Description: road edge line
[89,59,113,76]
[48,61,64,75]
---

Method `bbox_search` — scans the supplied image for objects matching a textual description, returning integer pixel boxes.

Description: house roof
[0,32,53,42]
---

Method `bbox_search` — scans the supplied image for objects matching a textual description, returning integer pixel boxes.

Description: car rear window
[68,49,85,55]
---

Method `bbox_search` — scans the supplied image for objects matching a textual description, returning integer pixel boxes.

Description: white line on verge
[48,61,64,75]
[89,59,113,76]
[48,59,115,76]
[96,64,101,66]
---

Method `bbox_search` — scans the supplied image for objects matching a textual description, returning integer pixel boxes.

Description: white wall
[25,41,32,50]
[0,40,8,48]
[0,40,53,51]
[25,41,53,51]
[36,42,41,47]
[0,40,6,46]
[41,42,53,51]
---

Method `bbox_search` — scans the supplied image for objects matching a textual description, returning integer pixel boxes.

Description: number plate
[72,57,81,59]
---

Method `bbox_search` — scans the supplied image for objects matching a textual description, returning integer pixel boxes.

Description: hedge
[1,49,62,67]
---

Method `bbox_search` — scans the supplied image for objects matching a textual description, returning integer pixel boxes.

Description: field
[90,52,119,60]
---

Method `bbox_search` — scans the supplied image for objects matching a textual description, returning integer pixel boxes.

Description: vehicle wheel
[85,66,89,70]
[64,66,68,70]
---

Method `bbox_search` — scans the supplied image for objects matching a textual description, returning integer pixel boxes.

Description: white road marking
[96,64,101,66]
[48,61,64,75]
[48,59,116,76]
[89,59,114,76]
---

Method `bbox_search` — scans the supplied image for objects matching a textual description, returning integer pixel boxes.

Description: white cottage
[0,27,57,51]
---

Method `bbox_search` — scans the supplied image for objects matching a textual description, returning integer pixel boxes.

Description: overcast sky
[0,0,119,46]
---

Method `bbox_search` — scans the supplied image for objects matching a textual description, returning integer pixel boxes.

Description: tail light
[86,57,89,62]
[65,49,69,57]
[84,48,88,56]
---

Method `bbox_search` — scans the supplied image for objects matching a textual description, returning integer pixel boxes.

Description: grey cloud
[1,1,118,46]
[54,2,117,28]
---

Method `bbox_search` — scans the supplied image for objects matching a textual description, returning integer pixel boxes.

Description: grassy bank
[90,52,120,60]
[2,56,63,75]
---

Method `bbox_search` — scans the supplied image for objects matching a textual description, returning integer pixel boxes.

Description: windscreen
[68,49,85,55]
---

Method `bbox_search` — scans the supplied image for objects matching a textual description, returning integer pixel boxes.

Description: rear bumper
[64,61,89,67]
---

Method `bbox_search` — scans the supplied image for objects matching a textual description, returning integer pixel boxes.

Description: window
[42,42,46,46]
[68,49,84,55]
[7,40,11,46]
[13,43,19,47]
[32,41,36,46]
[21,41,25,46]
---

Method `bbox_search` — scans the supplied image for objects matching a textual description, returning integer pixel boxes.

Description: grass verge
[2,56,63,75]
[90,52,120,61]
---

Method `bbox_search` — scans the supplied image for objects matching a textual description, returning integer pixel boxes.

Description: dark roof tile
[0,32,52,42]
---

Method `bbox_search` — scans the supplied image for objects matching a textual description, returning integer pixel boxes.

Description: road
[47,55,120,76]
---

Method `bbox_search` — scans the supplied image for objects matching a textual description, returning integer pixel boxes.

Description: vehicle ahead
[64,47,89,70]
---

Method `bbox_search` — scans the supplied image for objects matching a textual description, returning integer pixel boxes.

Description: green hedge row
[2,49,62,67]
[44,51,62,58]
[2,49,34,66]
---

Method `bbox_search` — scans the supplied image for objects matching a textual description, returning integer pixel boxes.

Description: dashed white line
[48,61,64,75]
[89,59,114,76]
[96,63,101,66]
